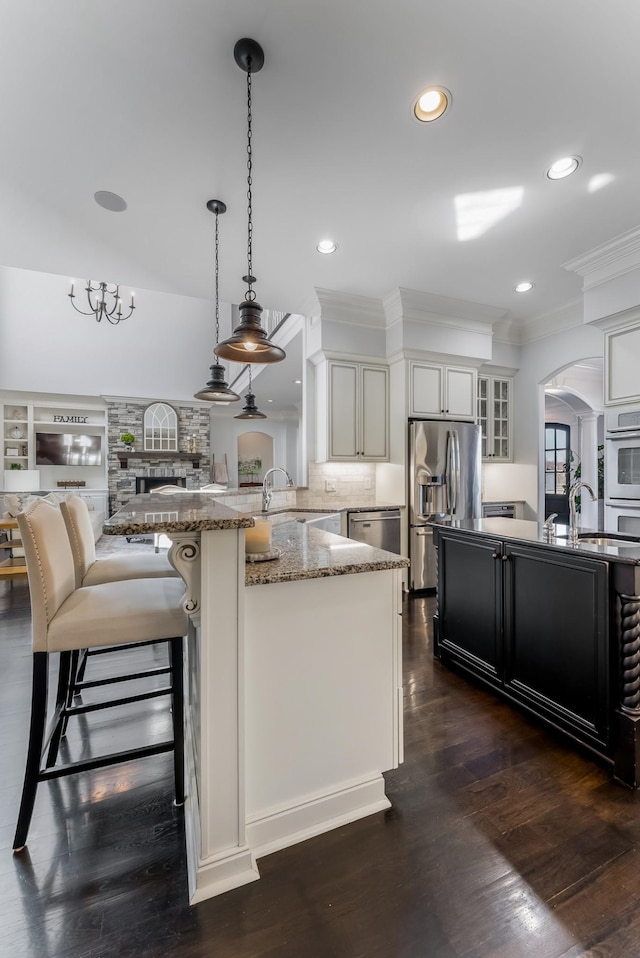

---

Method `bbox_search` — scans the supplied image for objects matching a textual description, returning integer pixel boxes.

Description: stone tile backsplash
[296,461,376,509]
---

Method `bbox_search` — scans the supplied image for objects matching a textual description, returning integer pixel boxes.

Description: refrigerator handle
[445,431,453,513]
[453,430,461,514]
[446,429,459,514]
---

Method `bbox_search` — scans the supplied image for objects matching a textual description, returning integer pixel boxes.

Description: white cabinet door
[445,367,476,420]
[360,365,389,460]
[478,375,512,461]
[410,363,476,420]
[326,361,389,461]
[410,364,444,417]
[329,362,359,459]
[605,323,640,405]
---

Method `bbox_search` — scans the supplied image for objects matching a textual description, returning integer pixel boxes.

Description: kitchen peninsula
[104,493,408,904]
[433,517,640,788]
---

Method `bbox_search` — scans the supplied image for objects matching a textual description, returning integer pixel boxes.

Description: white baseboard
[246,773,390,861]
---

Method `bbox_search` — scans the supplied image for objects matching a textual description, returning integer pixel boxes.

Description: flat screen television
[35,432,103,466]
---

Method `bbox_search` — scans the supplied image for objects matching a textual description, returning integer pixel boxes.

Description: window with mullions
[143,402,178,452]
[545,423,570,495]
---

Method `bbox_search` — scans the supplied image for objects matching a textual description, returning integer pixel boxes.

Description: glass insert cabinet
[477,375,512,461]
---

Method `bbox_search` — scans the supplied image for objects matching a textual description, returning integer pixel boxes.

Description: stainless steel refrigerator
[408,418,482,591]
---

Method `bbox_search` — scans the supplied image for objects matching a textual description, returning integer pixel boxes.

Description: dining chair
[13,497,188,852]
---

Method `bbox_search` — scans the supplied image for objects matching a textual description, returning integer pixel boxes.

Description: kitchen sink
[578,535,640,547]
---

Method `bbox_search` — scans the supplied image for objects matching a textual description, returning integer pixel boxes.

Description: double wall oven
[605,408,640,537]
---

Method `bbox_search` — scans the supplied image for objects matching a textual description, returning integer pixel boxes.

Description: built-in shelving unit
[3,403,29,471]
[1,392,108,491]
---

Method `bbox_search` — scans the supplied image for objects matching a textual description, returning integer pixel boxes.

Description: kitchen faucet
[262,467,294,513]
[568,480,596,545]
[542,512,558,542]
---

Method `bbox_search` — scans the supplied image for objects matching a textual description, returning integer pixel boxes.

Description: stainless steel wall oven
[605,409,640,501]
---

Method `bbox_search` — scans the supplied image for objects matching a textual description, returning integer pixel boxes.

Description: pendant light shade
[194,361,240,402]
[215,299,286,363]
[234,366,267,419]
[215,38,286,366]
[194,199,241,403]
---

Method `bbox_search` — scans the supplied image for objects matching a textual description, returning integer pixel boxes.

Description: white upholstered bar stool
[60,494,178,588]
[13,497,188,851]
[60,493,180,691]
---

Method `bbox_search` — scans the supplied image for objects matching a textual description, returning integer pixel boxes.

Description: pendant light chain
[214,207,220,344]
[245,58,256,302]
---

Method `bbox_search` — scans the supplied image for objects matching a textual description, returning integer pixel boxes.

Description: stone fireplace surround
[107,399,211,514]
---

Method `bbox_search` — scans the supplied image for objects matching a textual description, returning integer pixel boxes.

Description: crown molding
[383,286,506,330]
[309,288,386,327]
[494,298,585,346]
[563,225,640,289]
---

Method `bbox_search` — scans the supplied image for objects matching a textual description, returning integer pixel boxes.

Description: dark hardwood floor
[3,545,640,957]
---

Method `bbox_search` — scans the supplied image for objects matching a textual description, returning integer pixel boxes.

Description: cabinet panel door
[329,363,358,459]
[410,364,443,417]
[361,366,389,460]
[438,531,502,683]
[605,323,640,405]
[503,544,609,747]
[490,378,511,460]
[445,367,476,420]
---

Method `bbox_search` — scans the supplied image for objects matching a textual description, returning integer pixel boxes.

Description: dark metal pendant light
[215,38,286,365]
[234,366,267,419]
[194,199,241,403]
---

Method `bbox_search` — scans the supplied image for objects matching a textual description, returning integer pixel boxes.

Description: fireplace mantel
[116,451,205,469]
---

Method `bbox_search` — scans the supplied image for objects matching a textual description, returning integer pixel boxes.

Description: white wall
[0,264,227,401]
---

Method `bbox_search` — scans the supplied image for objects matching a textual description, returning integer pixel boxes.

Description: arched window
[143,402,178,452]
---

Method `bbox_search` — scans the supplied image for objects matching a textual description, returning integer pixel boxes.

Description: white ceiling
[2,1,640,370]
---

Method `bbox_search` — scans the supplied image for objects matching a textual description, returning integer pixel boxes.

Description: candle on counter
[245,517,272,554]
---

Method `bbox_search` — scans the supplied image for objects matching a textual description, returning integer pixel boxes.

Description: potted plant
[120,432,135,450]
[9,462,23,470]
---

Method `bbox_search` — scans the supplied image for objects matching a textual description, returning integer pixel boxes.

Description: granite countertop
[433,517,640,565]
[103,492,254,535]
[244,519,409,586]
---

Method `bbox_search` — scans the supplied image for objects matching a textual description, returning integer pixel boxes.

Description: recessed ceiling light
[294,379,302,385]
[316,239,338,254]
[546,156,582,180]
[94,190,128,212]
[413,86,451,122]
[515,281,534,293]
[267,398,273,403]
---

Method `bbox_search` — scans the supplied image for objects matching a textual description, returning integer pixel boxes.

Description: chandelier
[68,281,135,325]
[215,38,285,365]
[194,199,241,403]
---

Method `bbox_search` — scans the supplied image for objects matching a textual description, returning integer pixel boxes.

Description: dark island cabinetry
[434,526,622,778]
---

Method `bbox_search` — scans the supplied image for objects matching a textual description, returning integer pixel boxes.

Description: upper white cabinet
[605,322,640,405]
[409,363,477,420]
[477,375,512,461]
[317,361,389,461]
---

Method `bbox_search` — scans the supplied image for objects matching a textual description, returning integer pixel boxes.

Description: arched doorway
[542,359,604,529]
[237,432,274,486]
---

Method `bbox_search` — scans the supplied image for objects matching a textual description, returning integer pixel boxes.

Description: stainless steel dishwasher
[347,509,401,554]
